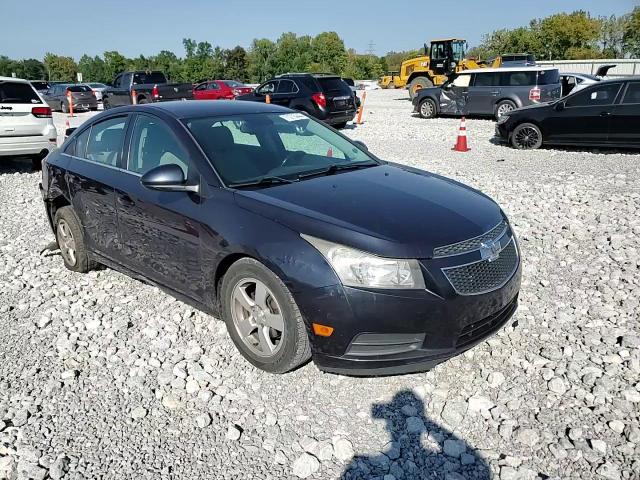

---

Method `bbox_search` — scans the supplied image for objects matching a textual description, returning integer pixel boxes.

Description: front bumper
[295,232,522,376]
[495,123,510,142]
[0,136,57,157]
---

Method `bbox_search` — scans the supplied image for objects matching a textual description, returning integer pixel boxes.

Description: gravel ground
[1,89,639,480]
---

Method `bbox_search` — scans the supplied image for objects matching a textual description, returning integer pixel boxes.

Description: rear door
[272,79,298,107]
[317,77,356,113]
[115,113,203,297]
[465,72,499,114]
[542,82,623,145]
[0,80,49,140]
[609,82,640,146]
[64,115,130,261]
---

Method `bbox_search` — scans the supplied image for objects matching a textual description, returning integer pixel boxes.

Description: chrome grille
[433,221,507,258]
[443,239,518,295]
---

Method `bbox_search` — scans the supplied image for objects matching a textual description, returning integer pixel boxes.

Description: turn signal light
[312,323,334,337]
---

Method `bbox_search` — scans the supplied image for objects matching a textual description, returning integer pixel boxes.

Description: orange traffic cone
[452,117,471,152]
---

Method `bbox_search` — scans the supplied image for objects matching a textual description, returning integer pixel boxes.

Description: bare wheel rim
[231,278,285,358]
[57,219,77,266]
[514,126,540,149]
[420,100,434,117]
[497,103,514,117]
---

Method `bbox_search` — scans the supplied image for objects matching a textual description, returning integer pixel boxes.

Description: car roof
[562,73,600,80]
[0,76,30,83]
[465,66,557,74]
[133,99,292,119]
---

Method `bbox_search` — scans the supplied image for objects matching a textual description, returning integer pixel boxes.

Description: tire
[418,98,437,119]
[137,97,148,104]
[31,155,44,170]
[220,258,311,373]
[333,122,347,129]
[408,76,433,100]
[495,100,516,120]
[103,99,111,110]
[53,206,97,273]
[510,122,543,150]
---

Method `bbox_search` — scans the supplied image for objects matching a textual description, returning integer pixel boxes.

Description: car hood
[234,164,503,258]
[509,101,554,114]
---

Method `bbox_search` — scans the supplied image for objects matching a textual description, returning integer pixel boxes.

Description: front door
[115,113,204,299]
[609,82,640,146]
[64,115,129,262]
[271,79,298,107]
[543,82,623,145]
[439,73,471,115]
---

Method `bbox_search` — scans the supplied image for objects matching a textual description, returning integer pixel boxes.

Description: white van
[0,77,57,168]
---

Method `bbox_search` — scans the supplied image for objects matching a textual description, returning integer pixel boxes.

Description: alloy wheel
[57,219,77,266]
[420,100,434,118]
[514,126,540,149]
[231,278,285,358]
[497,103,514,118]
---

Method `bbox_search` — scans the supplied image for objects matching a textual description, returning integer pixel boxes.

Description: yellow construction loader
[379,39,501,99]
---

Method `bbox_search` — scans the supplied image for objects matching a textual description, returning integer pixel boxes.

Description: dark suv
[237,74,357,128]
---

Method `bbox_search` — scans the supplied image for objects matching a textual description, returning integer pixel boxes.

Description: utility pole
[367,41,376,56]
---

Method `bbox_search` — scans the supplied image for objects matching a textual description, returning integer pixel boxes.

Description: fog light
[312,323,334,337]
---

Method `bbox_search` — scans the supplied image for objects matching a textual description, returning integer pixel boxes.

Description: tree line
[0,8,638,84]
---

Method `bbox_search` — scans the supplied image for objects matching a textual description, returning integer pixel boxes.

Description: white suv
[0,76,57,168]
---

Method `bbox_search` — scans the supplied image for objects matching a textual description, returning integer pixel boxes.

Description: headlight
[301,234,426,289]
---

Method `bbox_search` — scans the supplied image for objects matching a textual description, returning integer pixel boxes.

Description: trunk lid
[317,77,356,112]
[0,80,49,137]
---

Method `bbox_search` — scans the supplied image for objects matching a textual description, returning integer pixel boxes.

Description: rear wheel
[408,76,433,100]
[510,123,543,150]
[220,258,311,373]
[495,100,516,120]
[53,206,97,273]
[137,97,148,104]
[333,122,347,129]
[418,98,437,119]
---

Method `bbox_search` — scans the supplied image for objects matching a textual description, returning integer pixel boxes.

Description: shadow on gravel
[488,136,640,154]
[341,390,491,480]
[0,158,37,175]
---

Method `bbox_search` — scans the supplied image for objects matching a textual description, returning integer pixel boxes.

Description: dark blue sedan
[40,100,521,375]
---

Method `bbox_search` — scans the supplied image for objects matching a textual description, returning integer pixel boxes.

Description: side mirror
[554,101,565,112]
[443,83,452,90]
[65,127,76,138]
[354,140,368,151]
[141,164,199,193]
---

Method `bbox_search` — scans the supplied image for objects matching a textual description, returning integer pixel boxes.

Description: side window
[257,81,278,95]
[64,139,76,156]
[451,74,471,87]
[113,75,121,88]
[504,71,536,86]
[194,83,207,91]
[277,80,298,94]
[566,83,622,107]
[74,128,91,158]
[85,117,127,167]
[128,115,189,176]
[473,73,498,87]
[622,83,640,104]
[208,82,220,90]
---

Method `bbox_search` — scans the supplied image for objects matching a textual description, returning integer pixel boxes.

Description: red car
[192,80,254,100]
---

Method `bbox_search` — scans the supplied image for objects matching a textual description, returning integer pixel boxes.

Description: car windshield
[223,80,244,87]
[68,85,91,92]
[88,83,106,88]
[185,112,377,186]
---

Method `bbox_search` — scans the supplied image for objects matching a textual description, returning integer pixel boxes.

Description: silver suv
[413,67,561,120]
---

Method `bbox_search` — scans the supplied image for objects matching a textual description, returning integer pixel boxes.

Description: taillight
[529,86,541,101]
[311,92,326,109]
[233,88,241,96]
[152,85,159,99]
[32,106,52,118]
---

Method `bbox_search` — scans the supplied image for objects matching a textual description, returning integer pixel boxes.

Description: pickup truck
[102,71,192,109]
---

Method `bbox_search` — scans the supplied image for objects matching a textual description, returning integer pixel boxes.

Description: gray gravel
[1,89,639,479]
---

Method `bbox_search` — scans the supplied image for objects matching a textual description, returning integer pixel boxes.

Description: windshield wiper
[297,162,378,180]
[228,175,295,189]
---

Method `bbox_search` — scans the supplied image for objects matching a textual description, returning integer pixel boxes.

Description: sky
[1,0,636,60]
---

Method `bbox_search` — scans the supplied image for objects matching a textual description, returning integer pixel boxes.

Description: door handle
[599,112,611,117]
[491,91,500,95]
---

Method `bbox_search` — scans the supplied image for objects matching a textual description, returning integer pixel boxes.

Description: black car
[237,73,357,128]
[40,100,521,375]
[495,77,640,149]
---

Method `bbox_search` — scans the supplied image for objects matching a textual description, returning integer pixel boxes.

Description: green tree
[623,7,640,56]
[78,55,107,82]
[150,50,182,81]
[248,38,277,82]
[224,46,248,81]
[310,32,347,74]
[383,50,424,72]
[103,51,128,82]
[43,53,77,81]
[600,15,627,58]
[531,11,602,59]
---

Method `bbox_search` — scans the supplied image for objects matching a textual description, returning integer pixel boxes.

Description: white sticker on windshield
[280,113,307,122]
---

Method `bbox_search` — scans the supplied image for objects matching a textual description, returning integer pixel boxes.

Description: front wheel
[408,76,433,100]
[220,258,311,373]
[510,123,543,150]
[418,98,437,119]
